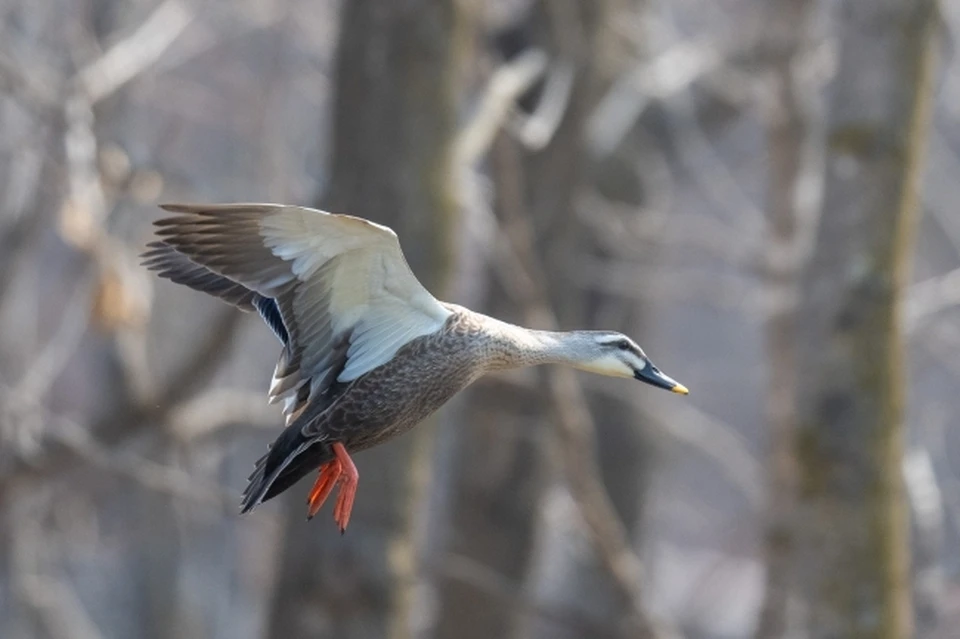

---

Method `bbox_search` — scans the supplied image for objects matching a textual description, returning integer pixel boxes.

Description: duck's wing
[151,203,452,426]
[141,240,259,311]
[141,241,290,344]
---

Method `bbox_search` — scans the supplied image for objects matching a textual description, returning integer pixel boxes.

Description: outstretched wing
[151,203,452,426]
[141,240,259,311]
[142,241,289,344]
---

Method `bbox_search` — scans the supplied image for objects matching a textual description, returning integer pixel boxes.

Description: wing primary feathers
[140,241,259,312]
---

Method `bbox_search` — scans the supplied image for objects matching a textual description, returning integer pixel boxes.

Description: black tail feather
[239,423,332,513]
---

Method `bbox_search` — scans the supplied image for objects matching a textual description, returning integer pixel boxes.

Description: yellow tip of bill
[671,383,689,395]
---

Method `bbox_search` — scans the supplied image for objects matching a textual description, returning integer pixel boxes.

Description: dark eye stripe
[599,336,641,356]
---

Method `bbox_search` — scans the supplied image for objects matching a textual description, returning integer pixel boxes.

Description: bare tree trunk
[792,1,937,637]
[431,2,603,634]
[754,0,816,637]
[265,3,466,638]
[505,2,660,637]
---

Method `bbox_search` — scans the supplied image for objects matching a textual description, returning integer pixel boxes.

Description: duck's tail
[240,421,331,513]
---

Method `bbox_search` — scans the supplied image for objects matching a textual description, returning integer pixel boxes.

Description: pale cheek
[577,356,633,378]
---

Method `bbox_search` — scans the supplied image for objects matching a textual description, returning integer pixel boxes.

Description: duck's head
[573,331,689,394]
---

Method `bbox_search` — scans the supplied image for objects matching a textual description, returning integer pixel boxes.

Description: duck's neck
[479,315,586,370]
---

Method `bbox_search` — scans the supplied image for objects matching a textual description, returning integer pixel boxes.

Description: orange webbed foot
[303,442,359,533]
[331,442,358,534]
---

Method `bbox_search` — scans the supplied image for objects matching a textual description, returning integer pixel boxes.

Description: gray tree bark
[432,1,659,634]
[791,1,937,637]
[754,0,816,637]
[265,3,466,638]
[502,2,658,638]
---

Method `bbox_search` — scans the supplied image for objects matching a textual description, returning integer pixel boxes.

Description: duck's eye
[616,340,631,351]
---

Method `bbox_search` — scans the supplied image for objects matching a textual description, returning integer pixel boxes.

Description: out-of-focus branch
[903,446,946,632]
[0,0,192,121]
[542,369,677,639]
[586,39,726,158]
[666,90,766,236]
[101,308,244,436]
[0,308,243,497]
[571,256,763,311]
[49,407,233,507]
[480,371,764,512]
[168,388,280,441]
[0,142,60,318]
[0,207,46,308]
[61,94,106,240]
[575,191,760,272]
[75,0,193,104]
[427,551,618,637]
[617,387,764,511]
[9,492,103,639]
[0,0,234,503]
[2,385,236,507]
[20,574,106,639]
[455,48,549,167]
[12,273,93,403]
[0,52,60,114]
[906,268,960,332]
[785,0,936,633]
[508,59,574,150]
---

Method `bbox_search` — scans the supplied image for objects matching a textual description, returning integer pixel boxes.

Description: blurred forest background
[0,0,955,638]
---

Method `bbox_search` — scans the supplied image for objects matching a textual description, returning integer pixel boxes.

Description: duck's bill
[635,364,689,395]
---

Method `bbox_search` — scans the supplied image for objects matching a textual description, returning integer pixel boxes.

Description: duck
[142,203,688,533]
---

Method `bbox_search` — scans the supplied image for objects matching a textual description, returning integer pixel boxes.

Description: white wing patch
[261,208,394,280]
[339,298,444,381]
[261,207,451,385]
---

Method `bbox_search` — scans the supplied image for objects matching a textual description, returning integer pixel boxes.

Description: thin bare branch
[907,268,960,332]
[570,256,764,311]
[12,272,93,402]
[0,308,244,496]
[481,368,764,514]
[1,384,235,507]
[0,51,60,113]
[53,417,234,508]
[455,48,548,167]
[427,551,618,636]
[651,401,764,509]
[574,190,761,271]
[75,0,194,104]
[20,575,107,639]
[586,39,725,157]
[168,388,281,441]
[508,59,574,150]
[0,143,61,315]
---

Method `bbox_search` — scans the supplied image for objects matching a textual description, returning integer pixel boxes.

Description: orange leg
[306,458,341,520]
[331,442,359,534]
[304,442,360,533]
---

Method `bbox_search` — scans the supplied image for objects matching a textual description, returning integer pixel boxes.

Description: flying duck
[143,204,688,532]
